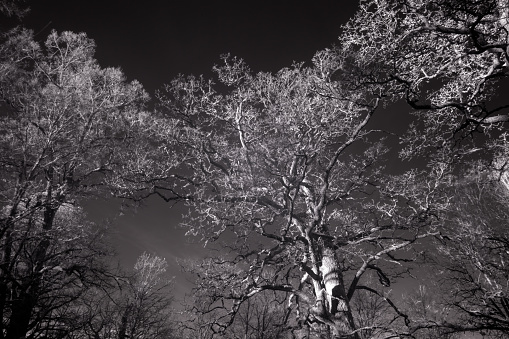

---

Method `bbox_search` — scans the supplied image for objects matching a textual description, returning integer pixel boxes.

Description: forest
[1,0,509,338]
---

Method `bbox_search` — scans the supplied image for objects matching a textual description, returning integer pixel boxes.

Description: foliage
[0,0,28,18]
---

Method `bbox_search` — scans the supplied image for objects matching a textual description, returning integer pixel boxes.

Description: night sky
[20,1,360,94]
[7,0,362,296]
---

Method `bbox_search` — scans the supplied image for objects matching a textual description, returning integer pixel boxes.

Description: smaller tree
[348,277,394,339]
[402,284,459,339]
[82,253,176,339]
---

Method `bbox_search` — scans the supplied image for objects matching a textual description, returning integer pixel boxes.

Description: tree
[348,277,396,339]
[400,284,460,339]
[0,201,114,339]
[80,253,176,339]
[339,0,509,164]
[336,2,509,336]
[0,29,150,339]
[156,54,445,338]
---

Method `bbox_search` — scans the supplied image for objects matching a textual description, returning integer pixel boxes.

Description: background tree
[222,291,291,339]
[401,284,459,339]
[348,276,396,339]
[0,29,151,339]
[80,252,176,339]
[156,54,446,338]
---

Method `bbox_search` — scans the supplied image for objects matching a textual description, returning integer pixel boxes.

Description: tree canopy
[340,0,509,164]
[0,28,158,339]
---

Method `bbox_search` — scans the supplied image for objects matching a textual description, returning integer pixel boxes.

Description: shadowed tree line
[1,0,509,338]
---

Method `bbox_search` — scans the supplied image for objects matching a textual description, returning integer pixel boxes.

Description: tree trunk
[320,247,358,339]
[118,304,131,339]
[5,292,36,339]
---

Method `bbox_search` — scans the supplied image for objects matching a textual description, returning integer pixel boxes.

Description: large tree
[337,2,509,335]
[0,29,151,339]
[157,55,445,338]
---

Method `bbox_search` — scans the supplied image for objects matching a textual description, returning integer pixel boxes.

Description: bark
[321,248,347,314]
[306,232,327,318]
[320,247,359,339]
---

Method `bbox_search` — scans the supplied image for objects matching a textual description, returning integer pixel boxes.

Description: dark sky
[10,0,362,295]
[21,1,361,95]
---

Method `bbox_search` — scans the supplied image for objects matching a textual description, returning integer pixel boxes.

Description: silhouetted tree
[0,202,113,339]
[0,29,149,339]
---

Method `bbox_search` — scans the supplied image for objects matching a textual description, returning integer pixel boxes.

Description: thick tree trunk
[321,248,347,314]
[320,247,358,339]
